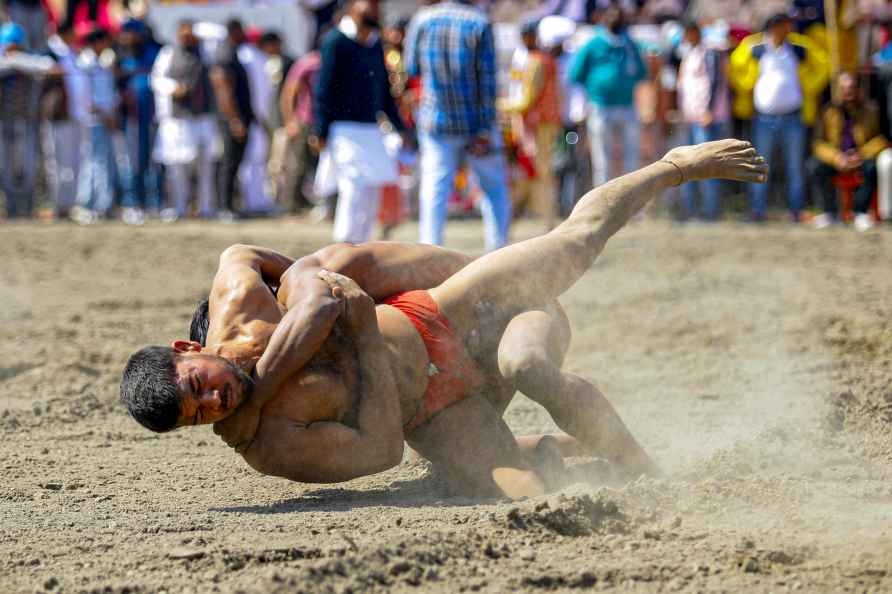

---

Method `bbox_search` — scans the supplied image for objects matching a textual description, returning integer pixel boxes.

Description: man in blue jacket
[569,5,646,187]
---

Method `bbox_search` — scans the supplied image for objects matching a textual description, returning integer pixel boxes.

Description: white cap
[538,15,576,51]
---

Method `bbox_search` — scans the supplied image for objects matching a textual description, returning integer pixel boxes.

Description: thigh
[428,214,590,339]
[406,393,536,498]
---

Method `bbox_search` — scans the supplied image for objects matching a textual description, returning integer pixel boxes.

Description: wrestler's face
[170,341,254,426]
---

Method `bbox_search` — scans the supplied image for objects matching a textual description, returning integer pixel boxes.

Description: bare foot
[662,139,768,184]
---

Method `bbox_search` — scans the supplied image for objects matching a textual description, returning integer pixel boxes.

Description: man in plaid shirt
[405,0,512,251]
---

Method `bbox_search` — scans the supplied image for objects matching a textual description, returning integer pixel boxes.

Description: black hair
[120,346,181,432]
[682,19,700,32]
[84,27,110,45]
[57,22,75,36]
[226,19,244,34]
[259,31,282,46]
[190,299,210,347]
[764,12,792,31]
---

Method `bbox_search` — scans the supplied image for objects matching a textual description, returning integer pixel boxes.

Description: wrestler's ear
[171,340,202,354]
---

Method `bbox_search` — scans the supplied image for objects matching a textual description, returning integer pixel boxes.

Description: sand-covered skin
[3,219,892,593]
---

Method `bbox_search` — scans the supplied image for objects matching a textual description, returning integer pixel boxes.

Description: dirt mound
[503,491,628,537]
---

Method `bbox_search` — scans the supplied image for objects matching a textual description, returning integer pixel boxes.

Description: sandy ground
[4,218,892,593]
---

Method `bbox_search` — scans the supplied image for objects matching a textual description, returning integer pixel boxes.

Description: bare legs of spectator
[1,119,40,218]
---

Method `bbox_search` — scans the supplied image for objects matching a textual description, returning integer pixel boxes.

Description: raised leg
[431,139,768,336]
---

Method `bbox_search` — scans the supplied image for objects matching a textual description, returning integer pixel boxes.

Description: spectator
[117,18,161,224]
[379,16,413,239]
[4,0,48,52]
[676,20,731,221]
[730,12,829,222]
[505,17,562,232]
[382,17,413,127]
[539,15,587,216]
[312,0,406,243]
[405,0,512,250]
[151,20,219,220]
[236,28,277,216]
[71,27,117,224]
[210,19,254,220]
[0,22,54,218]
[809,72,890,231]
[278,43,320,213]
[260,31,296,214]
[569,3,647,187]
[43,22,84,218]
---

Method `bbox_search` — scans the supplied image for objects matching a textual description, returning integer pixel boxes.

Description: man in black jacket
[310,0,406,243]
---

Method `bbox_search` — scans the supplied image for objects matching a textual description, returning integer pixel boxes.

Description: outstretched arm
[242,273,404,483]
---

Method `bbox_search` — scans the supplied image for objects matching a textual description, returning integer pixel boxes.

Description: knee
[498,345,555,390]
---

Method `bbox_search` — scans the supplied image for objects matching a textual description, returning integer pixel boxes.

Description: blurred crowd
[3,0,892,242]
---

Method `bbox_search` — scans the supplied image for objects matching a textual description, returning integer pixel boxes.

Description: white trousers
[333,178,381,243]
[315,121,397,242]
[156,115,219,216]
[167,157,216,217]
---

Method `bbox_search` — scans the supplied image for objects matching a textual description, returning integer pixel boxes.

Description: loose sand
[3,219,892,593]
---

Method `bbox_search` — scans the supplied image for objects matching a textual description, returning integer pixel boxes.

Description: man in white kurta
[311,1,405,243]
[151,21,220,219]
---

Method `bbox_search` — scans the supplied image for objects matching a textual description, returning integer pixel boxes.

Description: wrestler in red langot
[121,140,768,498]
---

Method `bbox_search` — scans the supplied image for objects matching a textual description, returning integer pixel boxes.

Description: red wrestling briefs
[383,290,484,433]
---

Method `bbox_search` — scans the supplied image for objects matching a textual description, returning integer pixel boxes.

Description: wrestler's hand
[317,269,376,339]
[213,401,262,453]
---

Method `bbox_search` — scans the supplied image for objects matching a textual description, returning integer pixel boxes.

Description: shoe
[812,213,835,229]
[309,204,329,224]
[854,213,875,232]
[121,207,145,226]
[70,206,98,225]
[160,208,179,223]
[217,210,237,223]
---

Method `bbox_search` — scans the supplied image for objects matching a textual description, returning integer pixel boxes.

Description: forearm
[252,291,340,407]
[580,161,681,246]
[352,324,404,465]
[210,71,240,122]
[280,80,299,126]
[313,242,472,300]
